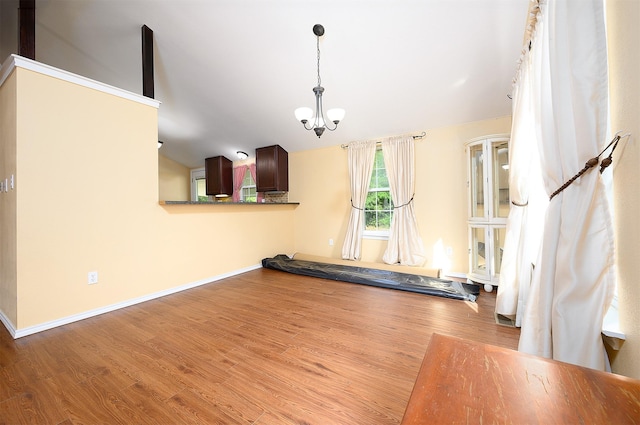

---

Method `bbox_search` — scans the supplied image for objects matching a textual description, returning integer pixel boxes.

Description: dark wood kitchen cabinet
[256,145,288,192]
[205,155,233,197]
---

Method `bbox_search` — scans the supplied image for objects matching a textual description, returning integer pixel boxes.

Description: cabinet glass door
[492,141,510,218]
[469,144,485,219]
[491,226,506,279]
[470,225,489,279]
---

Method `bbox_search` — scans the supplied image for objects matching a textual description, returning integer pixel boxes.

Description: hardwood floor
[0,268,520,424]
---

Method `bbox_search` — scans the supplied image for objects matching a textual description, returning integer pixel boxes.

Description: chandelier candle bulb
[295,107,313,123]
[327,108,346,123]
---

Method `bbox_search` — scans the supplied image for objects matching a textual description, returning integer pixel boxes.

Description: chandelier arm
[317,93,337,131]
[324,122,339,131]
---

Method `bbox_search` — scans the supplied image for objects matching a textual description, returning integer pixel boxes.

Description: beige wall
[158,154,190,201]
[290,116,512,275]
[3,63,296,331]
[607,0,640,379]
[0,69,17,326]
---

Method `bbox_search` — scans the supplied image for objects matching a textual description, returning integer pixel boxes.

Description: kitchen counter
[159,201,299,206]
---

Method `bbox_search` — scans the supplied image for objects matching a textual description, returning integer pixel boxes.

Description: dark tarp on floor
[262,254,478,302]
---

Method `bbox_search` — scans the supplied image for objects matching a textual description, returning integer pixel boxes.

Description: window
[364,149,393,239]
[190,168,210,202]
[240,170,257,202]
[196,179,208,202]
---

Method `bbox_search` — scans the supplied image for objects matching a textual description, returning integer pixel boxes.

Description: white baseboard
[0,309,17,338]
[2,263,263,339]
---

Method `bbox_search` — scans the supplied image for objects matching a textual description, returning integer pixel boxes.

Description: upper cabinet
[256,145,288,192]
[205,155,233,197]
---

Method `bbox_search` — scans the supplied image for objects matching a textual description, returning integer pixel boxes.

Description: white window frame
[190,167,206,202]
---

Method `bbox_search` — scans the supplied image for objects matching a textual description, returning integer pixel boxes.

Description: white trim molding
[443,271,468,280]
[0,54,160,109]
[2,263,262,339]
[0,310,17,337]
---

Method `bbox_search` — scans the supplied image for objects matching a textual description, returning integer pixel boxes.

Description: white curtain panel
[381,137,426,266]
[496,15,548,327]
[341,141,377,260]
[518,0,614,370]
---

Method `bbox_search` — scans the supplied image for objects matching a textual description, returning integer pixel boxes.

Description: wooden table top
[401,333,640,424]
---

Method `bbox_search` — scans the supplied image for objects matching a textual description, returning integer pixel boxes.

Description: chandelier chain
[316,36,322,87]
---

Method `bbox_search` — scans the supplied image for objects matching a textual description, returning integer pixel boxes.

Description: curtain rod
[340,131,426,149]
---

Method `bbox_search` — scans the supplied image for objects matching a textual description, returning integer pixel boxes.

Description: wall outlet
[88,271,98,284]
[329,238,334,246]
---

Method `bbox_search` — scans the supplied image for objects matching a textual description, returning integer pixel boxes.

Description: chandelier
[294,24,345,138]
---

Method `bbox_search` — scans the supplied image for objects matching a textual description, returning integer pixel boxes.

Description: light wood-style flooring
[0,268,520,424]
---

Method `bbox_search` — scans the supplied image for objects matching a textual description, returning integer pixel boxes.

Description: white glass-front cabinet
[466,135,510,292]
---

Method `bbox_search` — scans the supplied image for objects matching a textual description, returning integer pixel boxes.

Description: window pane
[196,178,208,202]
[242,170,252,185]
[492,141,510,218]
[469,144,485,218]
[365,211,377,230]
[377,211,391,229]
[374,149,385,168]
[379,191,392,209]
[242,186,257,202]
[369,169,380,188]
[493,226,506,275]
[376,169,389,188]
[365,192,378,209]
[472,226,486,273]
[370,149,389,189]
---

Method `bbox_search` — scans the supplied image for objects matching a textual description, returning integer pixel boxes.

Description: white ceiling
[30,0,528,169]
